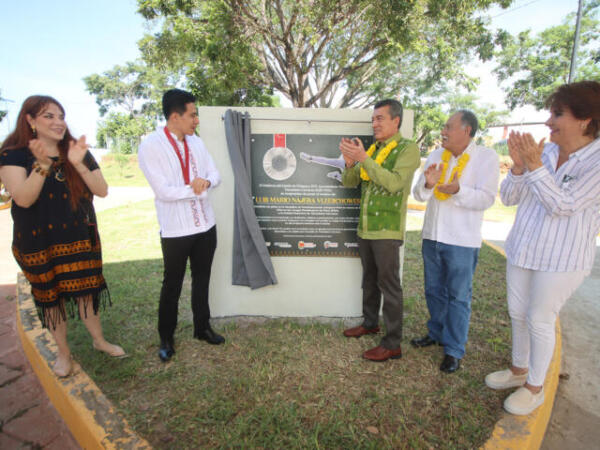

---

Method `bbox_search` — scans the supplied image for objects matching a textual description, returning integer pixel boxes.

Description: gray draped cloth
[223,110,278,289]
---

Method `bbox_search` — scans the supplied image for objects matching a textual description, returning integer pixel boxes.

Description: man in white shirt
[411,110,499,373]
[138,89,224,362]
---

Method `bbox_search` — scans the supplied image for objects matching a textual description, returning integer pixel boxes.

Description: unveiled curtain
[223,110,278,289]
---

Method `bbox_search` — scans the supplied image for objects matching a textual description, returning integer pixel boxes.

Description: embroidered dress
[0,147,110,328]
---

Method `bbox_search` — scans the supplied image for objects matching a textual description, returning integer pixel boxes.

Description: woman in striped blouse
[485,81,600,416]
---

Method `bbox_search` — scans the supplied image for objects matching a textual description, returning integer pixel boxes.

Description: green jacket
[342,132,420,240]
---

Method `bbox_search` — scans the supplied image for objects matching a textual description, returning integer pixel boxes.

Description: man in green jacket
[340,99,420,361]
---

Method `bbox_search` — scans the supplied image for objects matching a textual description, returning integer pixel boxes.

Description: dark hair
[457,109,478,137]
[162,89,196,120]
[0,95,86,210]
[374,99,403,130]
[546,80,600,138]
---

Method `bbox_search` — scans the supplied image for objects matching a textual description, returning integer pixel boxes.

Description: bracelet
[32,161,52,177]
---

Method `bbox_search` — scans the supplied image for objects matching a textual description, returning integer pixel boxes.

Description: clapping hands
[436,171,460,195]
[424,162,459,194]
[28,139,53,169]
[424,163,443,189]
[68,135,90,167]
[339,137,367,166]
[507,131,545,174]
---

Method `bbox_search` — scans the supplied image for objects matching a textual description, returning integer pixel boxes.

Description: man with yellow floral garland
[411,110,499,373]
[339,99,420,362]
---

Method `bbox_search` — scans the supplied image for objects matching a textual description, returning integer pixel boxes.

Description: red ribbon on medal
[274,133,286,147]
[164,127,191,184]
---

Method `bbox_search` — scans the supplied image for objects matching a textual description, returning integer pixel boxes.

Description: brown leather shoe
[343,325,380,338]
[363,345,402,362]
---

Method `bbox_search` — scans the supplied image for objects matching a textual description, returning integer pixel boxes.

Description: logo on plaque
[263,134,297,181]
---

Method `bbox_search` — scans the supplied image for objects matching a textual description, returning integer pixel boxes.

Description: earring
[31,125,37,137]
[580,123,586,130]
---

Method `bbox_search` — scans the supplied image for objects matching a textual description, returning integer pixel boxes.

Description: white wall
[198,106,414,318]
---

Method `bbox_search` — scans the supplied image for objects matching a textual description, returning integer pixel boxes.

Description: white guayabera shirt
[413,141,500,249]
[138,127,221,238]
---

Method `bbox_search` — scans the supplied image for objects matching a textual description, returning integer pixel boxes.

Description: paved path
[0,284,79,449]
[93,186,154,213]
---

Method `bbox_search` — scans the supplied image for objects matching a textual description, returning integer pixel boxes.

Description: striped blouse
[501,137,600,272]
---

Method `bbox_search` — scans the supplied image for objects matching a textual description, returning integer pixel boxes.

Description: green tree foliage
[136,0,512,108]
[87,0,512,152]
[414,93,508,150]
[137,0,275,106]
[96,112,155,154]
[494,1,600,110]
[84,61,173,152]
[83,61,170,119]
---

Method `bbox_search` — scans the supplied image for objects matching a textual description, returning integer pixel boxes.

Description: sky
[0,0,583,144]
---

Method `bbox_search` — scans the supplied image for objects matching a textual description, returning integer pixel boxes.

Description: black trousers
[158,226,217,341]
[358,237,404,349]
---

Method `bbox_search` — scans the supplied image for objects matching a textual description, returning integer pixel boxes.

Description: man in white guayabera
[138,89,225,363]
[411,110,499,374]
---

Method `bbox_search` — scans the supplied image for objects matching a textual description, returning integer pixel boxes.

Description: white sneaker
[503,387,545,416]
[485,369,528,390]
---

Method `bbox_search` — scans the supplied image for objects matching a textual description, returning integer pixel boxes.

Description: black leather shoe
[440,354,460,373]
[410,335,440,348]
[195,327,225,345]
[158,339,175,362]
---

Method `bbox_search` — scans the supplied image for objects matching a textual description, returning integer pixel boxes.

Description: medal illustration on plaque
[263,134,297,181]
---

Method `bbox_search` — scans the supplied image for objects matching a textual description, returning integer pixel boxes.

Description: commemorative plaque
[251,133,372,257]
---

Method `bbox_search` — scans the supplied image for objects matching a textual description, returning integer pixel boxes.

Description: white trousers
[507,263,588,386]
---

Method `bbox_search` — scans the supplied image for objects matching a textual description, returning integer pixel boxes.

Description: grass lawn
[100,154,149,187]
[65,199,514,449]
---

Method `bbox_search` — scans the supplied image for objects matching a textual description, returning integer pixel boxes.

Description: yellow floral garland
[360,140,398,181]
[433,149,470,200]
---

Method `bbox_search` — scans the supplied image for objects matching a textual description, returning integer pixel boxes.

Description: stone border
[15,274,150,450]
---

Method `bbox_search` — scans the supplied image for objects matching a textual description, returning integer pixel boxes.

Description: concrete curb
[15,274,151,450]
[482,241,560,449]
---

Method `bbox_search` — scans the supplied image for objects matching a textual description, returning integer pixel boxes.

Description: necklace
[50,157,66,182]
[360,140,398,181]
[433,149,470,201]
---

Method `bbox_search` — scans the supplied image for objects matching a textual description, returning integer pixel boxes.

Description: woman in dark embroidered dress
[0,95,124,377]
